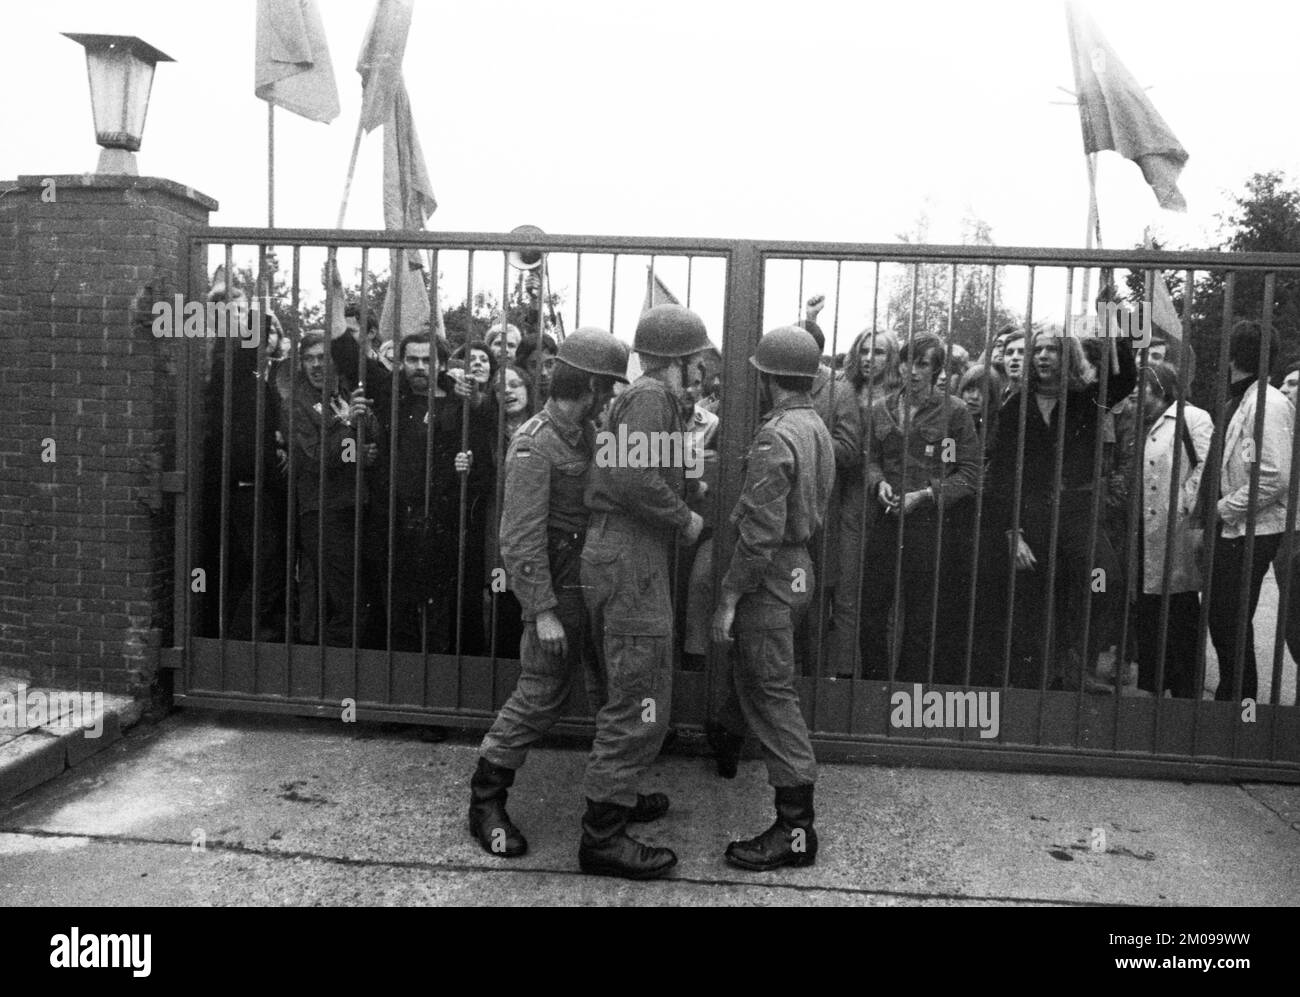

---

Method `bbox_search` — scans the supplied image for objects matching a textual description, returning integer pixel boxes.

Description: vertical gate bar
[1230,273,1276,759]
[924,263,958,685]
[686,256,694,309]
[387,244,404,704]
[487,249,509,669]
[1192,272,1236,754]
[318,247,335,683]
[284,247,300,693]
[351,247,367,680]
[474,251,499,669]
[250,241,270,693]
[1153,268,1190,742]
[962,266,998,687]
[179,240,198,692]
[1072,266,1112,746]
[419,244,440,683]
[1113,273,1149,746]
[809,259,842,733]
[1036,269,1075,752]
[608,254,619,335]
[1271,278,1300,726]
[574,252,582,328]
[453,289,471,666]
[1000,267,1036,690]
[353,248,370,695]
[797,259,805,324]
[710,241,763,728]
[485,254,513,706]
[849,261,883,730]
[218,243,235,689]
[825,259,843,684]
[886,264,920,717]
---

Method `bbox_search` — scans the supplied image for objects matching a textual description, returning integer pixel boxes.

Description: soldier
[578,304,709,880]
[467,329,631,857]
[711,326,835,871]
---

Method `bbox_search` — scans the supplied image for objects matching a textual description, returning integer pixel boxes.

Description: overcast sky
[5,0,1298,341]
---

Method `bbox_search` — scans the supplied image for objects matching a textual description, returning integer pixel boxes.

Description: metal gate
[170,228,1300,782]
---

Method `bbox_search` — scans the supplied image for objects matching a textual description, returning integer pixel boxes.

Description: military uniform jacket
[721,397,835,601]
[584,376,695,541]
[500,400,592,620]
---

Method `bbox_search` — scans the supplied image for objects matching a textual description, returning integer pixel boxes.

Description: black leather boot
[578,799,677,880]
[628,792,670,823]
[724,784,818,871]
[468,757,527,857]
[705,721,744,779]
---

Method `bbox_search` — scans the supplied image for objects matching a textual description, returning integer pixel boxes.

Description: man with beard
[577,304,708,880]
[710,326,835,871]
[389,333,491,654]
[466,329,631,858]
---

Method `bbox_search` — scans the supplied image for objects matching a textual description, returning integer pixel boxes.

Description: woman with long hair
[825,327,902,675]
[985,326,1136,689]
[488,363,535,656]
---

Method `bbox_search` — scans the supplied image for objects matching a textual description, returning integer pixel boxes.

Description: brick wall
[0,175,216,697]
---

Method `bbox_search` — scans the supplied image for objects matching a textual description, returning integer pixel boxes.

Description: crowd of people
[200,280,1300,707]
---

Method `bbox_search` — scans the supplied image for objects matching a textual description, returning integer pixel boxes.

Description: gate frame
[169,228,1300,783]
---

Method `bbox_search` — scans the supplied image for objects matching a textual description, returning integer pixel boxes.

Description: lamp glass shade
[84,44,156,151]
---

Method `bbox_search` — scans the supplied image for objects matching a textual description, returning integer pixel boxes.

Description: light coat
[1142,403,1213,594]
[1218,382,1294,538]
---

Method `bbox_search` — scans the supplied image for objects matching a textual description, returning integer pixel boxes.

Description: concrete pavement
[1,710,1297,906]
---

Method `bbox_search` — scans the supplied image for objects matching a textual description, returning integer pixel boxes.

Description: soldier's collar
[767,395,812,415]
[543,398,584,444]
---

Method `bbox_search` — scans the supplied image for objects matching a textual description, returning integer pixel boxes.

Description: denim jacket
[864,389,980,510]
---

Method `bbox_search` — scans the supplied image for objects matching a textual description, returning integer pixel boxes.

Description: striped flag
[254,0,340,122]
[1066,2,1189,212]
[356,0,414,134]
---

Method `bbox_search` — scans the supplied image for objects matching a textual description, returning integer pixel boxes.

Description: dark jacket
[290,368,371,516]
[987,341,1137,532]
[204,343,283,491]
[584,376,697,543]
[865,388,981,510]
[391,377,496,587]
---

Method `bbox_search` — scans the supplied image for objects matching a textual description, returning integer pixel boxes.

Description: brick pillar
[0,174,217,697]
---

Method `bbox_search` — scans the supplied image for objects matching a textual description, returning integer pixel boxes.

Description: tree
[885,210,1018,355]
[1128,171,1300,407]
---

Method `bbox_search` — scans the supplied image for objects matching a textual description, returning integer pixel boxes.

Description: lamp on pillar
[63,33,174,176]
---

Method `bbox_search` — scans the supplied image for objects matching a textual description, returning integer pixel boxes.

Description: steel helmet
[632,304,711,358]
[556,327,630,382]
[749,325,822,378]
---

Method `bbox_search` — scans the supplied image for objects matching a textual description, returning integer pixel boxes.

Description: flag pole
[268,103,275,228]
[336,116,366,228]
[1081,150,1100,308]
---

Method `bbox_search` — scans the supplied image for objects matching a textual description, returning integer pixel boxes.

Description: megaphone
[507,224,546,271]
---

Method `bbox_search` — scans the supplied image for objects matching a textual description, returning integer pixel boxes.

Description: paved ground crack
[0,826,1140,906]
